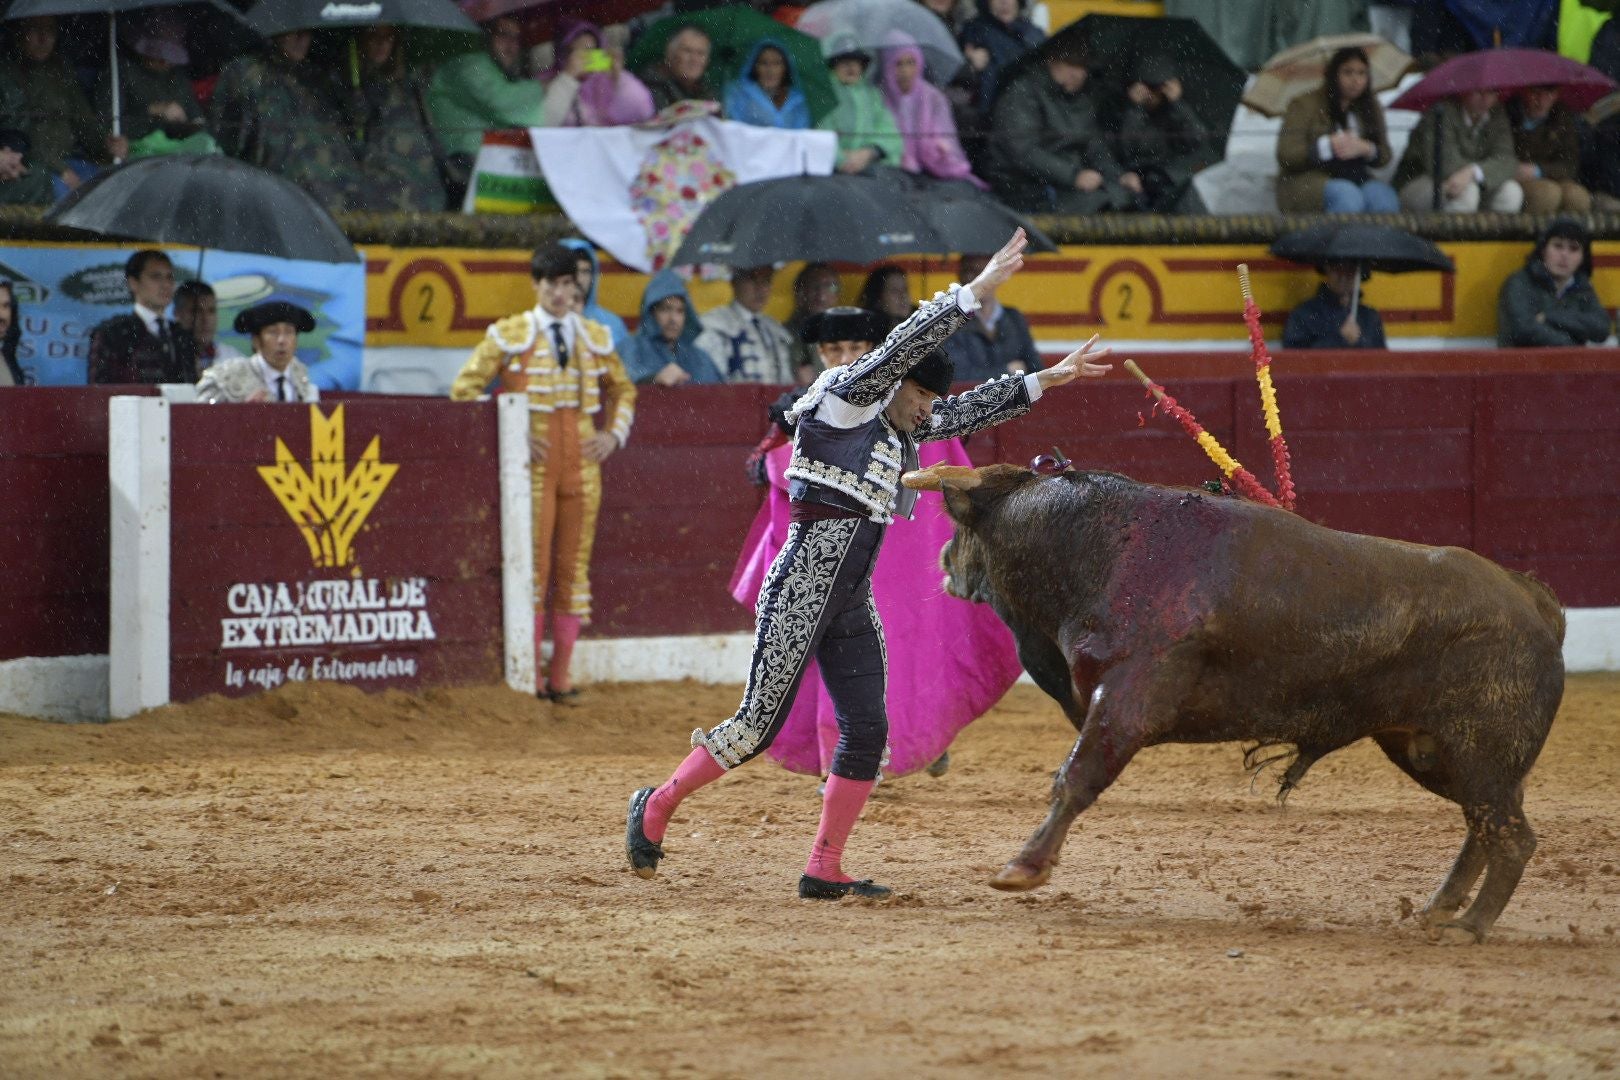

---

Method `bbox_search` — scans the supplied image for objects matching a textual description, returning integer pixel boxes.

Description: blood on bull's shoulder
[901,461,1566,946]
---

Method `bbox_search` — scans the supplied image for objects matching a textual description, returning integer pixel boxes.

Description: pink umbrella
[1389,47,1616,113]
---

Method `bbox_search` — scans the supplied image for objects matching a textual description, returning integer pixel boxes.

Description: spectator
[1591,16,1620,86]
[918,0,974,35]
[1584,107,1620,211]
[0,16,125,196]
[785,262,843,380]
[428,17,544,164]
[0,280,24,386]
[857,265,915,324]
[173,281,243,367]
[210,30,364,211]
[696,265,798,383]
[1281,262,1387,350]
[540,21,656,127]
[723,41,810,129]
[349,25,450,213]
[638,26,721,114]
[1115,54,1215,214]
[93,13,212,157]
[88,250,199,385]
[624,271,723,385]
[958,0,1044,116]
[1496,218,1612,348]
[1276,45,1396,214]
[880,32,987,189]
[1507,86,1590,215]
[942,251,1041,378]
[986,39,1127,214]
[0,80,52,206]
[196,301,320,403]
[817,34,903,175]
[560,238,632,355]
[449,243,636,701]
[1395,90,1524,212]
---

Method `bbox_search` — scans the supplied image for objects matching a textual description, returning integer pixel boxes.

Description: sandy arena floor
[1,676,1618,1079]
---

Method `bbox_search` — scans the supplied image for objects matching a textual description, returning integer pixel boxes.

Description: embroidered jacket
[195,354,318,403]
[783,284,1039,523]
[450,306,635,447]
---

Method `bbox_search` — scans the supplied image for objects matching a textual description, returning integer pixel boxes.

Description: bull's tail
[1242,741,1301,806]
[1511,570,1567,645]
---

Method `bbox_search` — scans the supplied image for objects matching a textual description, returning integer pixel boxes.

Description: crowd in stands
[7,0,1620,216]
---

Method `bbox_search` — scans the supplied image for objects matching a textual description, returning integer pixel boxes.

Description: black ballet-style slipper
[542,683,582,704]
[797,874,893,900]
[625,787,664,879]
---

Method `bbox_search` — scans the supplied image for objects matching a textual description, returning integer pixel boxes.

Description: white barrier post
[108,396,171,719]
[497,393,536,694]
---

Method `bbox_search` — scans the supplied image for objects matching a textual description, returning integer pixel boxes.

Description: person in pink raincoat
[540,21,656,128]
[880,31,988,190]
[730,305,1022,780]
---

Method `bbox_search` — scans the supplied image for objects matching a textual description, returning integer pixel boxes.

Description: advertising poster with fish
[0,242,365,388]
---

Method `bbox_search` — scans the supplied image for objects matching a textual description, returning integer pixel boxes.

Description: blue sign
[0,243,366,389]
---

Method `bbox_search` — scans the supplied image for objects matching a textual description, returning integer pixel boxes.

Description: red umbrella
[1389,48,1616,112]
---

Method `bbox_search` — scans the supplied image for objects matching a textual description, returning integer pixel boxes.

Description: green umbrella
[625,5,838,123]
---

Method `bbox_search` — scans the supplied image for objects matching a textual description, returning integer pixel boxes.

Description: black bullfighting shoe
[625,786,664,880]
[798,874,893,900]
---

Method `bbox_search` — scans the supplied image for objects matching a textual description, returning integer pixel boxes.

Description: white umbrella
[794,0,964,84]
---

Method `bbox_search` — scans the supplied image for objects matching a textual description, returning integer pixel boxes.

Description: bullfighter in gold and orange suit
[451,244,636,701]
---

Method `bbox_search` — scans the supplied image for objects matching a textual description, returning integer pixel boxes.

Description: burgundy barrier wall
[3,351,1617,661]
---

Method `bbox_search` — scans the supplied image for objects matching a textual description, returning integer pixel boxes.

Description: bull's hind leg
[989,655,1192,892]
[1370,732,1487,929]
[1418,827,1487,931]
[1430,798,1536,946]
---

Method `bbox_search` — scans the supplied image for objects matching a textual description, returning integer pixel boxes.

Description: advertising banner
[163,399,507,702]
[0,242,365,388]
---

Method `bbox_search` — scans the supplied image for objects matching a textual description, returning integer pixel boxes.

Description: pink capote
[729,438,1022,777]
[880,32,988,190]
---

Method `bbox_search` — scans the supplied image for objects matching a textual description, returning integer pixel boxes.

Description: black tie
[551,322,569,369]
[275,375,288,402]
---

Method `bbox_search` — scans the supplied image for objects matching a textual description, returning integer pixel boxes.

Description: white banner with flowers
[529,119,836,273]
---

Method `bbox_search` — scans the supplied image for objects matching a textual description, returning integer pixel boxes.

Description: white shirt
[535,306,576,361]
[252,353,319,402]
[133,301,167,337]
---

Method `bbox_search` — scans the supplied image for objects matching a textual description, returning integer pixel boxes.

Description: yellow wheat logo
[257,405,398,570]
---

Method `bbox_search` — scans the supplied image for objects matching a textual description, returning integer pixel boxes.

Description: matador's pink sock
[804,774,875,883]
[549,613,582,693]
[644,747,726,844]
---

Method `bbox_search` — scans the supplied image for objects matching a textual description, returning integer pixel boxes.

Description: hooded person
[624,270,724,385]
[1496,217,1613,347]
[540,21,656,128]
[815,33,903,175]
[957,0,1044,115]
[732,303,1023,783]
[880,31,987,189]
[560,237,632,355]
[722,39,811,129]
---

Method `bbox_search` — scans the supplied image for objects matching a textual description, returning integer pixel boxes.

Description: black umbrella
[3,0,253,145]
[1024,14,1246,149]
[1271,222,1453,320]
[894,173,1057,256]
[670,172,1054,267]
[245,0,478,37]
[45,154,360,264]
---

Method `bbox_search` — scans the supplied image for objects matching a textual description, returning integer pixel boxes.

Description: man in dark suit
[87,249,199,384]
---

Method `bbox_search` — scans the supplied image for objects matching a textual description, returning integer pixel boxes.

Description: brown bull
[903,462,1566,944]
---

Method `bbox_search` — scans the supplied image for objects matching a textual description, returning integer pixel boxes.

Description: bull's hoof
[988,862,1052,891]
[1417,905,1459,930]
[1425,921,1483,946]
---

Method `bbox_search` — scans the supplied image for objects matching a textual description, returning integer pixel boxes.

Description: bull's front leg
[990,656,1188,891]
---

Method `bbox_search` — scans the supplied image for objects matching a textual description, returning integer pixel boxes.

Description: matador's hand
[582,432,618,462]
[965,228,1027,304]
[1036,334,1112,389]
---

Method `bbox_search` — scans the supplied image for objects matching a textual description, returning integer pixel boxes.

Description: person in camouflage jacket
[0,16,123,193]
[210,29,363,211]
[348,25,449,212]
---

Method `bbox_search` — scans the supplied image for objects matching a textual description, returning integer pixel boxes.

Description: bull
[902,462,1566,944]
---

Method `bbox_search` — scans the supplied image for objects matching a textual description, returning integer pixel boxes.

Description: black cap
[906,349,954,396]
[234,300,315,335]
[801,306,888,344]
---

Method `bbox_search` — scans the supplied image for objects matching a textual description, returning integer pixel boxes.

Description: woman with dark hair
[1275,45,1397,214]
[723,40,809,129]
[856,264,914,324]
[0,280,24,385]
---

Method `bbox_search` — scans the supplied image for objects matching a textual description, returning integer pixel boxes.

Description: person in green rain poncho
[93,13,218,158]
[428,15,543,161]
[815,32,904,175]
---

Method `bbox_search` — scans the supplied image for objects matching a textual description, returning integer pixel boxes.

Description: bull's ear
[939,480,977,525]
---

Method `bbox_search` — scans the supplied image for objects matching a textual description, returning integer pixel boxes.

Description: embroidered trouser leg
[531,407,600,621]
[694,516,888,778]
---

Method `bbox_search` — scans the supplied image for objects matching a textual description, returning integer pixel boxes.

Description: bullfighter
[451,243,636,702]
[625,230,1113,900]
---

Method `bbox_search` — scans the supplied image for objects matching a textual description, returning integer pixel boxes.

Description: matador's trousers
[532,406,602,620]
[693,515,890,782]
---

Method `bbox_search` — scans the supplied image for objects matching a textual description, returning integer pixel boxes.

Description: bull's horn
[901,464,983,491]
